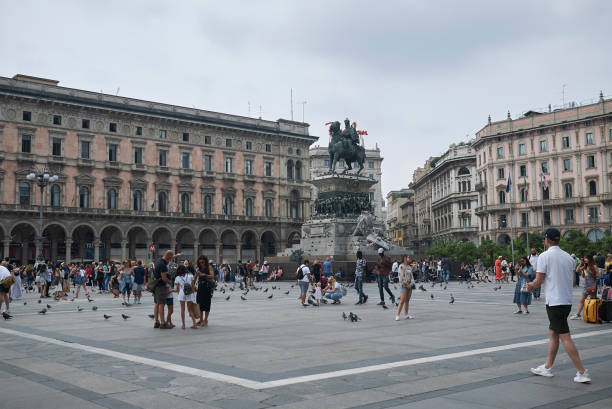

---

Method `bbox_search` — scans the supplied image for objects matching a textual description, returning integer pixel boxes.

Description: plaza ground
[1,280,611,409]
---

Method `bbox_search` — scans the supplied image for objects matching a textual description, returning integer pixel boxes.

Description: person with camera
[195,255,214,327]
[174,264,197,329]
[569,255,600,320]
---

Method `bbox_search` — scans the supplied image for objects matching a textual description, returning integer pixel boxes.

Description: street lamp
[26,168,59,263]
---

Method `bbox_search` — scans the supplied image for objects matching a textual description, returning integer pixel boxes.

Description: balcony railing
[475,182,486,191]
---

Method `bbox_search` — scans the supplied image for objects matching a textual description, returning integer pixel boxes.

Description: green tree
[559,230,592,257]
[477,240,502,267]
[596,236,612,255]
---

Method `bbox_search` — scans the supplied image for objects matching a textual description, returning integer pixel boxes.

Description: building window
[369,192,375,202]
[133,190,142,211]
[497,147,504,158]
[290,190,299,219]
[295,161,302,180]
[565,209,574,224]
[498,190,505,204]
[324,159,330,167]
[287,160,293,179]
[109,123,117,132]
[338,160,345,168]
[245,159,253,175]
[542,187,550,200]
[586,155,595,168]
[107,188,117,209]
[288,147,293,154]
[134,147,143,164]
[224,196,233,215]
[53,115,62,125]
[19,182,31,206]
[108,143,118,162]
[204,195,212,215]
[245,198,253,216]
[182,132,189,142]
[539,140,547,152]
[158,150,167,167]
[520,188,528,202]
[265,161,272,177]
[265,199,273,217]
[497,168,505,179]
[158,191,167,212]
[588,206,599,223]
[368,161,374,169]
[518,143,526,155]
[562,136,570,148]
[204,155,213,171]
[80,141,90,159]
[541,162,548,174]
[159,129,166,139]
[225,138,232,148]
[180,193,190,213]
[135,126,142,136]
[21,134,32,153]
[82,119,90,129]
[520,212,529,227]
[181,152,191,169]
[563,158,571,171]
[564,183,572,198]
[51,184,61,207]
[52,137,62,156]
[265,144,271,152]
[369,174,374,180]
[225,157,233,173]
[246,141,252,150]
[79,186,89,208]
[519,165,527,177]
[498,214,507,228]
[205,135,211,145]
[22,111,31,121]
[543,210,551,226]
[588,180,597,196]
[296,148,301,156]
[586,132,594,145]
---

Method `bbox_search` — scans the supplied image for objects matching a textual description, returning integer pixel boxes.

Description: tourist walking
[569,255,600,320]
[527,228,591,383]
[395,255,414,320]
[323,257,333,278]
[513,256,534,314]
[74,264,90,299]
[195,255,214,327]
[132,260,146,304]
[494,256,503,283]
[297,260,312,307]
[0,263,12,313]
[174,264,197,329]
[376,248,395,306]
[120,261,133,305]
[152,251,174,329]
[354,251,368,305]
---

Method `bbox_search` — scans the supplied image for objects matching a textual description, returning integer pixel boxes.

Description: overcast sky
[2,0,612,198]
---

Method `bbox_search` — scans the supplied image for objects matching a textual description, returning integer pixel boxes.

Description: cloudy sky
[2,0,611,197]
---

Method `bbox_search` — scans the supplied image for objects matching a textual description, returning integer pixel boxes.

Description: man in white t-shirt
[527,228,591,383]
[297,260,312,307]
[529,248,541,300]
[0,264,12,312]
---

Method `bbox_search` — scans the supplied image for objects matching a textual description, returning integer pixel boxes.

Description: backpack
[183,275,193,296]
[296,266,304,280]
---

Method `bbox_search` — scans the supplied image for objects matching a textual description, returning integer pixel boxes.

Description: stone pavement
[1,280,611,409]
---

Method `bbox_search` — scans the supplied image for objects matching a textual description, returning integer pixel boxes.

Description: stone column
[93,239,100,263]
[171,239,177,253]
[215,242,222,264]
[236,244,241,262]
[120,240,128,261]
[193,241,200,260]
[51,237,58,263]
[255,242,261,264]
[2,238,10,260]
[65,239,73,264]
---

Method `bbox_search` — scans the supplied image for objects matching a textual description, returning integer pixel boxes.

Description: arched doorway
[287,231,301,248]
[42,224,67,263]
[220,230,238,264]
[100,225,122,262]
[127,226,148,262]
[497,234,511,245]
[10,223,37,265]
[73,225,97,263]
[241,230,257,262]
[198,228,217,261]
[261,231,277,261]
[152,227,172,260]
[176,228,195,261]
[587,229,604,242]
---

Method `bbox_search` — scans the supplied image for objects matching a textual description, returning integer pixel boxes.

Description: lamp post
[26,168,58,263]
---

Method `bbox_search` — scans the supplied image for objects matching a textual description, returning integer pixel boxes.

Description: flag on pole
[540,173,548,190]
[505,176,512,193]
[523,177,528,196]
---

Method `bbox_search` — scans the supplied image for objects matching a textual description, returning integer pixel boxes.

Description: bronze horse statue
[328,120,365,174]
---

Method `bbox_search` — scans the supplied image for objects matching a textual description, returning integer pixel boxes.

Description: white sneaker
[395,315,400,321]
[530,364,553,377]
[569,314,581,320]
[405,315,413,320]
[574,370,591,383]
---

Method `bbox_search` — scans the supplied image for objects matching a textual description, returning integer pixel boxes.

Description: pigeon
[430,294,434,300]
[342,312,347,320]
[23,301,27,306]
[87,298,94,302]
[272,286,276,290]
[46,304,52,309]
[38,309,47,314]
[307,298,314,305]
[443,285,447,290]
[38,299,41,304]
[148,314,155,319]
[382,304,388,310]
[70,298,75,302]
[394,285,398,290]
[240,296,247,301]
[121,314,130,320]
[284,290,290,295]
[92,306,98,311]
[449,294,455,304]
[290,284,295,288]
[226,295,231,301]
[267,294,273,299]
[103,314,112,319]
[264,288,268,293]
[77,306,83,312]
[349,312,361,322]
[2,311,12,320]
[419,285,427,292]
[321,298,328,304]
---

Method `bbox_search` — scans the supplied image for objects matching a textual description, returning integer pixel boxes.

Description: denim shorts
[299,281,309,296]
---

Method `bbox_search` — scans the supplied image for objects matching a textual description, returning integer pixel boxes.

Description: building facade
[473,92,612,244]
[411,143,478,247]
[385,188,415,247]
[309,144,384,220]
[0,74,317,265]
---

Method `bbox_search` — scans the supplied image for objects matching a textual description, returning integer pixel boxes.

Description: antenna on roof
[248,101,251,117]
[259,105,262,119]
[115,87,120,96]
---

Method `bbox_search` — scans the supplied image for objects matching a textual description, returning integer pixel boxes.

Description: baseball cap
[378,248,384,254]
[544,228,560,241]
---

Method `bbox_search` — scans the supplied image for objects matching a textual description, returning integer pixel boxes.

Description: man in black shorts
[153,250,181,329]
[527,228,591,383]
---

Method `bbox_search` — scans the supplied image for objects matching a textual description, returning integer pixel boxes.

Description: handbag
[146,278,159,292]
[586,285,597,298]
[1,275,15,289]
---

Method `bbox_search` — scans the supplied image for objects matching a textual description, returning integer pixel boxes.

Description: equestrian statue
[328,118,366,174]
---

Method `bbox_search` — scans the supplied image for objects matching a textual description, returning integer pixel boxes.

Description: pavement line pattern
[2,326,611,390]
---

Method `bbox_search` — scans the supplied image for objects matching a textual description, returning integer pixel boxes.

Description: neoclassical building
[0,74,317,264]
[410,143,478,248]
[473,92,612,244]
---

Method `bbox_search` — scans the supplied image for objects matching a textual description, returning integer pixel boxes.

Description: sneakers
[355,301,362,305]
[574,370,591,383]
[153,322,160,329]
[530,364,553,377]
[513,310,523,314]
[377,301,385,306]
[395,315,400,321]
[524,311,529,314]
[363,295,368,304]
[569,314,581,320]
[405,315,413,320]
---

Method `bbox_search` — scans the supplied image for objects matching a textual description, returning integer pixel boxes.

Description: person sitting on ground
[323,276,343,304]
